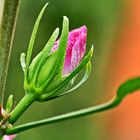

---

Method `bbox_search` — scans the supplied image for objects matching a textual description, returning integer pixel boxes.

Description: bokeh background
[0,0,140,139]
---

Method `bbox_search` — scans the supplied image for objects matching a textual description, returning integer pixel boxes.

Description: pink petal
[3,135,16,140]
[52,26,87,76]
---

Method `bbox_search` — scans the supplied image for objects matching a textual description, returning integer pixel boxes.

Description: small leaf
[5,94,14,113]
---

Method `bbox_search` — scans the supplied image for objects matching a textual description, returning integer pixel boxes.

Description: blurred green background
[3,0,124,139]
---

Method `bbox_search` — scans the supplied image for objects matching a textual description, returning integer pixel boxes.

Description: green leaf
[117,77,140,101]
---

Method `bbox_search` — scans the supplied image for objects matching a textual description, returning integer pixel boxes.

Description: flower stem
[0,0,20,103]
[5,76,140,135]
[5,96,121,135]
[8,94,36,124]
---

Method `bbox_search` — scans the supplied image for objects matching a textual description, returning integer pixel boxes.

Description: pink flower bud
[52,26,87,75]
[3,135,16,140]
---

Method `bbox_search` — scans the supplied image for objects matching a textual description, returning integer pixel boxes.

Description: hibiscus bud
[24,16,69,94]
[42,26,88,99]
[22,4,93,102]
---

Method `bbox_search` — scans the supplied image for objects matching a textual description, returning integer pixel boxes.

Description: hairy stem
[0,0,20,102]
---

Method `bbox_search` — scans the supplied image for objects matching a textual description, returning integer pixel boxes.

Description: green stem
[5,76,140,135]
[5,96,121,135]
[0,0,20,103]
[8,94,36,124]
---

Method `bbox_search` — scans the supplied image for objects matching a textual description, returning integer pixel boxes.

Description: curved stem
[5,96,121,135]
[0,0,20,103]
[5,76,140,135]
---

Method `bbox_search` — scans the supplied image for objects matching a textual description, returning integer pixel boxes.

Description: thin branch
[6,76,140,135]
[5,96,121,135]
